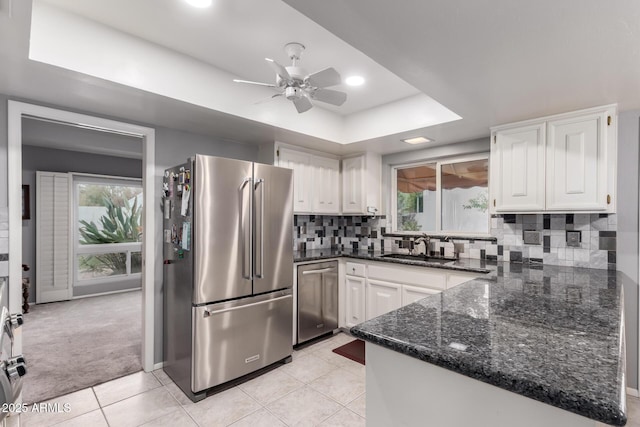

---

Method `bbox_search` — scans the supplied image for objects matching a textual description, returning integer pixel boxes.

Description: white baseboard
[627,387,639,398]
[152,362,164,371]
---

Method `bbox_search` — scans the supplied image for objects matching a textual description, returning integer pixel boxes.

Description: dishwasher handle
[301,267,335,275]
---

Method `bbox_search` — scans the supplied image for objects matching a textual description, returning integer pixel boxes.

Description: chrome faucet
[413,234,431,256]
[442,236,460,259]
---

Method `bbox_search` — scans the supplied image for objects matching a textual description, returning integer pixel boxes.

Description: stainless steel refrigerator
[163,154,293,402]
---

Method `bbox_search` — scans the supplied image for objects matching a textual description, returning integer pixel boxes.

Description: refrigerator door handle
[203,294,292,317]
[254,178,265,279]
[240,177,253,280]
[301,267,335,275]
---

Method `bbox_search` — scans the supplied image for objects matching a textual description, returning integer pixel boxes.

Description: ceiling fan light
[184,0,212,8]
[345,75,365,86]
[403,136,433,144]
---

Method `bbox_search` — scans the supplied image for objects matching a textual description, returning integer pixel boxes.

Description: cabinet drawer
[346,262,366,277]
[368,263,446,290]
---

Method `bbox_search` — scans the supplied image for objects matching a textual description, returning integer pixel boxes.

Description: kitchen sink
[380,254,458,264]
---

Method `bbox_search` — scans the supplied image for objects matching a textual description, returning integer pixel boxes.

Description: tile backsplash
[488,213,616,270]
[293,212,617,270]
[294,215,391,253]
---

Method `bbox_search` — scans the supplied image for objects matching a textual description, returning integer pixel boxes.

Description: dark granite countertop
[294,249,492,274]
[350,263,627,426]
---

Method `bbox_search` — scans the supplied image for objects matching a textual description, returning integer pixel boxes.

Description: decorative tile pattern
[294,215,389,253]
[489,214,616,269]
[293,213,617,270]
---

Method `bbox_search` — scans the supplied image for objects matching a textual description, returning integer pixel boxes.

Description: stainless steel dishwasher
[296,261,338,344]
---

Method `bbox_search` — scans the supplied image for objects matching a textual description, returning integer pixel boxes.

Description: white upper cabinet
[342,155,364,213]
[277,145,340,214]
[278,147,312,213]
[546,112,608,210]
[312,156,340,214]
[277,144,381,215]
[490,105,616,213]
[492,123,546,212]
[342,152,382,215]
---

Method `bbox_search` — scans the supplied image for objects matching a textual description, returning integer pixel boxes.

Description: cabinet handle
[302,267,335,275]
[607,194,611,204]
[493,199,496,207]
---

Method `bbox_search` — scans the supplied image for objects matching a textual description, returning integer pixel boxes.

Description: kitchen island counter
[350,263,627,426]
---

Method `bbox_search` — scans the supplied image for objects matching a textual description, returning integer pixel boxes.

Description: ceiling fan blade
[265,58,291,82]
[233,79,276,88]
[305,67,342,88]
[293,96,313,114]
[310,88,347,106]
[253,93,283,105]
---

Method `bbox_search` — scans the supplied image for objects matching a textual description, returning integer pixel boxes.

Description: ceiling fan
[233,42,347,114]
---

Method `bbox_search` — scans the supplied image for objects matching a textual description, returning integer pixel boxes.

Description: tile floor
[11,332,365,427]
[7,330,640,426]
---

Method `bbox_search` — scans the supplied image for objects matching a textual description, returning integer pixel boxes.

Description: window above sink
[391,154,490,236]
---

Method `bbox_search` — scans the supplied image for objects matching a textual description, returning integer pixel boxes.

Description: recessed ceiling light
[184,0,212,8]
[345,75,365,86]
[403,136,433,144]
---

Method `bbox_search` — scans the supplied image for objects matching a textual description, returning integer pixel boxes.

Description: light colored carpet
[22,290,142,404]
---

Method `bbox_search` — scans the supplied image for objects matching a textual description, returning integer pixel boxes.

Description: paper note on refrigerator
[182,222,191,250]
[164,199,171,219]
[181,185,191,216]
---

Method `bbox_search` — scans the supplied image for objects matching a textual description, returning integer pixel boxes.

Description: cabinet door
[312,156,340,214]
[278,148,311,213]
[366,279,402,320]
[342,155,365,214]
[546,113,607,210]
[447,272,480,289]
[345,275,366,327]
[492,124,545,212]
[402,285,440,306]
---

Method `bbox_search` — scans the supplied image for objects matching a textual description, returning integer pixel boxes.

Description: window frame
[72,173,143,287]
[391,153,491,237]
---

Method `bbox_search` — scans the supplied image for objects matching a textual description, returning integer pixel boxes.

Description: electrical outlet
[566,231,581,247]
[523,230,541,245]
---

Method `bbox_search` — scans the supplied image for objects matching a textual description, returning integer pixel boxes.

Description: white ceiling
[283,0,640,129]
[0,0,638,157]
[41,0,421,116]
[28,0,460,147]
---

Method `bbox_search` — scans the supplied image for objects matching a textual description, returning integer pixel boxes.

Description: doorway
[7,101,156,382]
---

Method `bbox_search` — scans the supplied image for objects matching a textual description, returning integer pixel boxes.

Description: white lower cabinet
[447,271,483,289]
[340,261,482,328]
[345,275,366,327]
[366,279,402,320]
[338,259,486,326]
[402,284,440,306]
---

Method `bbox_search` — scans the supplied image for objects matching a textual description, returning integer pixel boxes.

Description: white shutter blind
[36,172,71,303]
